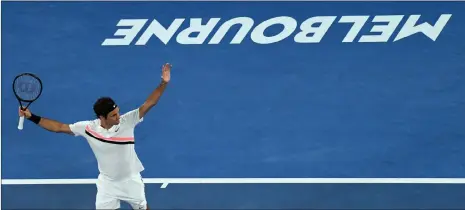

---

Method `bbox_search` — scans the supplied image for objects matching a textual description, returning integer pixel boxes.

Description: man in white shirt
[18,63,172,210]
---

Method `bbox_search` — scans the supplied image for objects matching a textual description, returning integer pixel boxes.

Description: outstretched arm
[19,108,74,135]
[138,63,171,119]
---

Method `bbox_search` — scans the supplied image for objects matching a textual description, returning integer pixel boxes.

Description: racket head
[12,73,43,109]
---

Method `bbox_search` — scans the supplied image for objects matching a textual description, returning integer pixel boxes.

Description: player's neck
[99,120,113,130]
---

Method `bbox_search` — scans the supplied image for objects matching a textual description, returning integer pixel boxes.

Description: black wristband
[28,113,42,124]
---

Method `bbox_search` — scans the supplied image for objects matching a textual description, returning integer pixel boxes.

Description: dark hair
[93,97,117,119]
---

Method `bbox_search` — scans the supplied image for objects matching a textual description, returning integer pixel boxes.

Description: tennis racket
[12,73,43,130]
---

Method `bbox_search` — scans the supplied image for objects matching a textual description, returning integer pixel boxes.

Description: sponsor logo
[102,14,452,46]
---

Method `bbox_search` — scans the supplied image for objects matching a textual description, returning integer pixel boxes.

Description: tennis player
[18,63,172,210]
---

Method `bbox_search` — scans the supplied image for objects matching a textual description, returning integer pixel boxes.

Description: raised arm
[138,63,171,119]
[19,108,74,135]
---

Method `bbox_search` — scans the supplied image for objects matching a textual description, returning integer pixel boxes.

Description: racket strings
[14,75,42,101]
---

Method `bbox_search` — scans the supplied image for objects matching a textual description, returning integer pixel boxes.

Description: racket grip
[18,116,25,130]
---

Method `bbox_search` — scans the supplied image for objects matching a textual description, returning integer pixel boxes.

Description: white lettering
[251,16,297,44]
[101,19,147,46]
[135,19,185,45]
[294,16,336,43]
[176,18,221,44]
[394,14,452,41]
[338,16,369,43]
[359,15,404,42]
[209,17,254,44]
[102,14,451,46]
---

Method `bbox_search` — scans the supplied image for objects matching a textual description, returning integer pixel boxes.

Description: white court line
[3,178,465,188]
[160,183,170,188]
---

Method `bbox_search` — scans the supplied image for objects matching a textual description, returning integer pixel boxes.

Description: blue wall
[2,1,465,179]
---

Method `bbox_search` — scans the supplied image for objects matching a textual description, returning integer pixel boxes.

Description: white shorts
[95,173,147,210]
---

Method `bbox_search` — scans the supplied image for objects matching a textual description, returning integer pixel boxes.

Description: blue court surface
[2,1,465,209]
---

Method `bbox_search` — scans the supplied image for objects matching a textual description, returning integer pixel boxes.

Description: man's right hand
[17,107,75,135]
[19,107,32,119]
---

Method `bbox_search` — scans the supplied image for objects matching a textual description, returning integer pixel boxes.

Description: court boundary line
[3,178,465,188]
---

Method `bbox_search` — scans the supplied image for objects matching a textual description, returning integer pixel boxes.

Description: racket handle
[18,116,25,130]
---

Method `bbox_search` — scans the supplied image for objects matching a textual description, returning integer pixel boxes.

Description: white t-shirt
[69,108,145,181]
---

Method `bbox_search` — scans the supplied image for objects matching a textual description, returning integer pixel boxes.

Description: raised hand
[162,63,171,83]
